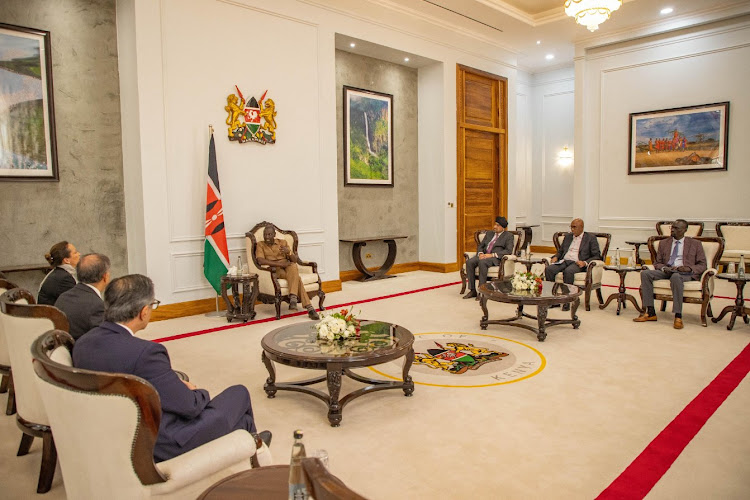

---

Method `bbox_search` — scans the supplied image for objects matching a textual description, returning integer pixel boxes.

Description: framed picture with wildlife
[343,86,393,186]
[628,102,729,175]
[0,22,58,181]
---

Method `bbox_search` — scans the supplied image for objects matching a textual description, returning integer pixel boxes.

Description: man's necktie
[487,233,499,253]
[668,240,680,266]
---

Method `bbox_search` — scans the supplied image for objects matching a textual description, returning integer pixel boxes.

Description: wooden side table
[220,274,259,323]
[600,266,643,315]
[711,273,750,330]
[339,236,407,281]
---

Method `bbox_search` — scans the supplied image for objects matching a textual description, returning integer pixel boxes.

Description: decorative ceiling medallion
[564,0,622,32]
[224,85,277,145]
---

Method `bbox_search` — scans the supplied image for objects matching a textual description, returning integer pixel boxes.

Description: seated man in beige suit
[255,224,320,319]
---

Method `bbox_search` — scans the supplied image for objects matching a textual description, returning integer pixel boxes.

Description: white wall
[576,17,750,253]
[119,0,519,304]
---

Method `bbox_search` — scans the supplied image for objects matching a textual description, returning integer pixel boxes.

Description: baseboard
[151,297,227,321]
[340,261,460,282]
[321,279,342,293]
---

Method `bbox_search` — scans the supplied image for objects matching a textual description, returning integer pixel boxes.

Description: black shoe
[463,290,477,299]
[307,306,320,320]
[289,295,298,311]
[258,430,272,447]
[550,304,561,309]
[562,303,570,312]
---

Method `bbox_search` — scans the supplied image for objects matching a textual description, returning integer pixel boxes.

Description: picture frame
[0,22,58,181]
[628,102,729,175]
[343,86,393,186]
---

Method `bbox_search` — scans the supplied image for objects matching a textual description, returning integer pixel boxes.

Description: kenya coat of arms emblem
[224,85,277,145]
[414,342,509,375]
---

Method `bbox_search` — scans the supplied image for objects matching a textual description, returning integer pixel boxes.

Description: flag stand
[204,294,225,318]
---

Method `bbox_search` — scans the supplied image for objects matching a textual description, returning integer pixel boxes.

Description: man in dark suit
[634,219,707,329]
[545,218,602,285]
[72,274,271,462]
[464,216,515,299]
[54,253,110,339]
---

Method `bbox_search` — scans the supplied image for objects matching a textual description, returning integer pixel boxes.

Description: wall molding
[600,41,750,74]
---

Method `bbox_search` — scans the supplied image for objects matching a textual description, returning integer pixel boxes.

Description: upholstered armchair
[0,277,19,415]
[549,232,611,311]
[656,220,704,237]
[459,230,522,294]
[31,329,267,500]
[645,236,724,326]
[0,288,68,493]
[716,222,750,271]
[246,221,325,319]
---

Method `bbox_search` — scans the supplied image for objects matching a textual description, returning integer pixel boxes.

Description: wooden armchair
[645,236,724,326]
[302,457,369,500]
[459,230,522,294]
[246,221,325,319]
[0,278,19,415]
[31,329,262,499]
[716,222,750,271]
[0,288,68,493]
[550,232,611,311]
[656,220,704,237]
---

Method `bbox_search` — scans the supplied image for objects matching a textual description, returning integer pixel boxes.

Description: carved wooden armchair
[246,221,325,319]
[0,288,68,493]
[656,220,704,237]
[645,236,724,326]
[716,222,750,271]
[31,329,266,500]
[0,277,19,415]
[459,230,522,294]
[549,232,611,311]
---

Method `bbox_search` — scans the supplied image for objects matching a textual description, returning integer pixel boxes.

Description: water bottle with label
[288,430,308,500]
[615,248,621,269]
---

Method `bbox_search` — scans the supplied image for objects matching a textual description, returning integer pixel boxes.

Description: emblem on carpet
[368,332,545,387]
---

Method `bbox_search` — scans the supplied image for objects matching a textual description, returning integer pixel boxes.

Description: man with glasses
[73,274,272,462]
[545,218,602,285]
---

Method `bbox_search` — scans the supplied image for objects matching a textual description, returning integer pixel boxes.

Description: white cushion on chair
[653,278,707,299]
[554,272,587,286]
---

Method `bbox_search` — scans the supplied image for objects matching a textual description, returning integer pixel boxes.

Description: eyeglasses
[150,300,161,310]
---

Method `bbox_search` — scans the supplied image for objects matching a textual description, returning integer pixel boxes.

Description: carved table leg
[248,277,259,320]
[351,240,400,281]
[327,367,343,427]
[262,352,277,398]
[537,305,548,342]
[402,347,415,397]
[480,295,489,330]
[571,298,581,329]
[220,281,233,322]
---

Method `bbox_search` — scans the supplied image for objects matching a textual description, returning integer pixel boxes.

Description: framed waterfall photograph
[343,86,393,186]
[0,22,58,181]
[628,102,729,175]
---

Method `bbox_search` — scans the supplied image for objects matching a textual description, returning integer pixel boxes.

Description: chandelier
[564,0,622,32]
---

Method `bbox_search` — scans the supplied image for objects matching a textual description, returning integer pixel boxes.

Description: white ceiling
[335,0,750,72]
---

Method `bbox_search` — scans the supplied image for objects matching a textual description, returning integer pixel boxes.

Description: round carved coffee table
[261,320,414,426]
[479,279,582,341]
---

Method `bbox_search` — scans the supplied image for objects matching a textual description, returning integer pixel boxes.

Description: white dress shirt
[563,234,583,262]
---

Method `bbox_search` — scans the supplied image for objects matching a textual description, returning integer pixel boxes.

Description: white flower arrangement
[314,308,361,342]
[511,271,543,292]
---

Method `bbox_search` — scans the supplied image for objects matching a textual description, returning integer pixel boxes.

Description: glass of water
[311,449,329,469]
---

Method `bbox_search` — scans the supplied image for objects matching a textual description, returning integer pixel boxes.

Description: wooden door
[456,65,507,262]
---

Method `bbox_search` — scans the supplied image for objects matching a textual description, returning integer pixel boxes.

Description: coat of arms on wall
[224,85,277,145]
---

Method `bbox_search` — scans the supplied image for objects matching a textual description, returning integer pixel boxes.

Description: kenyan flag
[203,133,229,294]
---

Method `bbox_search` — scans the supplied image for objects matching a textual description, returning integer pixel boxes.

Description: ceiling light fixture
[564,0,622,32]
[536,40,541,44]
[545,54,555,60]
[660,7,673,15]
[350,42,356,47]
[404,57,410,62]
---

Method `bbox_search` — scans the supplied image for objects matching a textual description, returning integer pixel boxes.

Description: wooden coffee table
[261,320,415,426]
[479,279,582,341]
[198,465,289,499]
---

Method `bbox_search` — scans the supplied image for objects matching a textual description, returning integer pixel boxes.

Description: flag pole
[204,123,226,318]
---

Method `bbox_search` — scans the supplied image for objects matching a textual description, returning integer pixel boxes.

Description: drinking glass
[311,449,329,469]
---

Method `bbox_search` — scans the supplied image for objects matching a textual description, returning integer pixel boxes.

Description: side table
[599,266,643,315]
[711,273,750,330]
[625,241,647,266]
[516,225,540,257]
[220,274,259,323]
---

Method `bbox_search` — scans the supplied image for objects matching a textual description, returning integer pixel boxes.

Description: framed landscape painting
[628,102,729,175]
[0,23,58,181]
[344,86,393,186]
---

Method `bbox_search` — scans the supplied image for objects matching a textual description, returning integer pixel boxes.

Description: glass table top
[480,279,580,299]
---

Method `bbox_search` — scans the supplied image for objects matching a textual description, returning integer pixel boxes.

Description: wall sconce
[558,146,573,167]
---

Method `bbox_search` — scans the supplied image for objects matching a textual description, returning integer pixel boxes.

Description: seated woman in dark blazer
[38,241,80,305]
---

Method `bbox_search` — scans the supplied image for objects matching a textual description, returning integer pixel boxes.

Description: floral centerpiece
[511,271,543,292]
[315,308,361,342]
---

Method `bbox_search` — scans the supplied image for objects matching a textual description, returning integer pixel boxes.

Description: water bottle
[615,248,621,269]
[288,430,308,500]
[739,255,746,279]
[236,255,243,276]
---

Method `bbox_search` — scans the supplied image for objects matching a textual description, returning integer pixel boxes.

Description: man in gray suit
[55,253,110,339]
[545,218,602,285]
[464,216,515,299]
